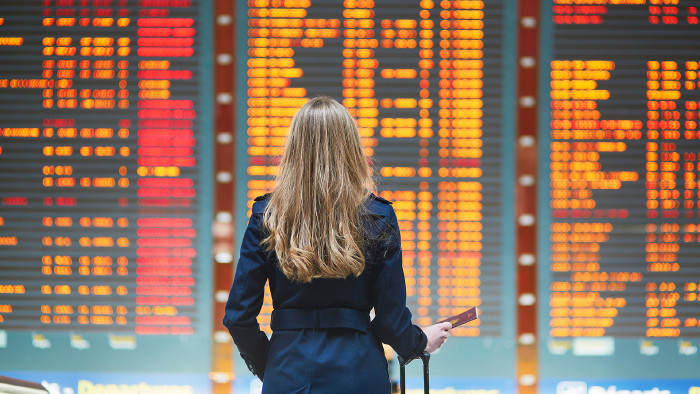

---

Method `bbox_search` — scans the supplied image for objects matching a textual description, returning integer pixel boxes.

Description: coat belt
[271,308,370,333]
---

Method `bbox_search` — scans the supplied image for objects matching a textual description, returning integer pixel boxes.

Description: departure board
[539,0,700,390]
[235,0,516,388]
[0,0,213,377]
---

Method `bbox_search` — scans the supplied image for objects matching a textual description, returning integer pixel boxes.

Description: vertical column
[436,0,485,334]
[379,7,437,328]
[516,0,539,391]
[414,1,434,328]
[376,6,434,326]
[212,0,235,390]
[38,1,78,330]
[135,4,197,336]
[645,60,682,338]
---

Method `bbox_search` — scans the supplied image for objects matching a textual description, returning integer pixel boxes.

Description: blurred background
[0,0,699,393]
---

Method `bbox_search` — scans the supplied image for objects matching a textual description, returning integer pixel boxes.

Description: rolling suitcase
[396,307,477,393]
[398,352,431,394]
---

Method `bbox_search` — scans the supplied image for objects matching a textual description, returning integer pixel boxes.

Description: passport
[438,307,479,327]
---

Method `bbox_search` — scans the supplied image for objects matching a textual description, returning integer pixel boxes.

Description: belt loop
[313,309,320,329]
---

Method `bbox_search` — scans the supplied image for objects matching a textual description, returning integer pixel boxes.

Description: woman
[223,96,452,393]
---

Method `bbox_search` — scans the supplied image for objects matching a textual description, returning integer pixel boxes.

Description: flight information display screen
[0,0,213,378]
[539,1,700,390]
[236,0,516,387]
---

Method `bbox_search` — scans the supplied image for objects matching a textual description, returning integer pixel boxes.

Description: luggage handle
[398,352,430,394]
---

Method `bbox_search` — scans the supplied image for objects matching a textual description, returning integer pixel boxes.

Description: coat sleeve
[370,206,427,363]
[223,211,270,379]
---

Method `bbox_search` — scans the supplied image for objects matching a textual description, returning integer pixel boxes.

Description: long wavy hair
[262,96,374,283]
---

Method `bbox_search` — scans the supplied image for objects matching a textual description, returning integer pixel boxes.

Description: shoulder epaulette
[373,194,393,205]
[254,193,271,202]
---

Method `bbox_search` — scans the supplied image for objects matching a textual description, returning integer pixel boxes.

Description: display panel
[0,0,213,376]
[539,0,700,390]
[236,0,516,386]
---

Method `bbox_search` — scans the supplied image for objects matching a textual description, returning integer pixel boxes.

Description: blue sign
[541,379,700,394]
[1,371,211,394]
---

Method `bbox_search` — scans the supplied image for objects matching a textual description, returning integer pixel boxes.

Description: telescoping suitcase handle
[398,352,430,394]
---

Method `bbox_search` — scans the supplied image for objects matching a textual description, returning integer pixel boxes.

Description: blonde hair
[262,96,375,283]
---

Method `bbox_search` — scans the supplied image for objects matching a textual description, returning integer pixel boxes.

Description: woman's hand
[422,322,452,353]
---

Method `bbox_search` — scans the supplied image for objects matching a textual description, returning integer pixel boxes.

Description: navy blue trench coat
[223,194,427,394]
